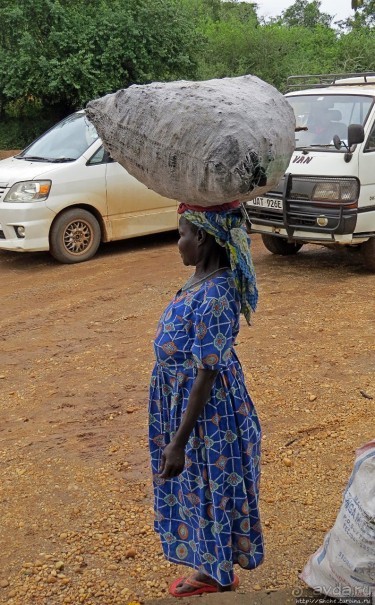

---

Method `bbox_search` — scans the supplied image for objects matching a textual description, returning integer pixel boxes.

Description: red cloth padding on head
[178,201,240,214]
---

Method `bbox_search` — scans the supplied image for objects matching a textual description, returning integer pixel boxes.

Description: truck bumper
[244,205,357,242]
[246,223,355,244]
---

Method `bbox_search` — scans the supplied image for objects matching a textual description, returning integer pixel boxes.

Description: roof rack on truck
[286,72,375,92]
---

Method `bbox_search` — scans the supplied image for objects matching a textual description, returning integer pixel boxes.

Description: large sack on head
[86,75,295,207]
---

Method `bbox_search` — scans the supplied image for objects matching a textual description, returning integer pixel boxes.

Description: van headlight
[311,178,359,203]
[4,180,51,203]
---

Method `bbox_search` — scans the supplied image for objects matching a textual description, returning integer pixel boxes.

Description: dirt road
[0,233,373,605]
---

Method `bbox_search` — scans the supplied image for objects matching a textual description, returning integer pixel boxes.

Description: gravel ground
[0,227,374,605]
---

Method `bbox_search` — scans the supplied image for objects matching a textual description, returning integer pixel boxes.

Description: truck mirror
[348,124,365,147]
[333,134,342,150]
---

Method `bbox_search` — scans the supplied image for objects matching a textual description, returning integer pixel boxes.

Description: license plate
[247,196,283,211]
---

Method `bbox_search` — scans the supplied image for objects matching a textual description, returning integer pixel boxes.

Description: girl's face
[177,217,199,266]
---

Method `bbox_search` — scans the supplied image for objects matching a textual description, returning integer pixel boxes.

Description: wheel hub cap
[64,221,92,254]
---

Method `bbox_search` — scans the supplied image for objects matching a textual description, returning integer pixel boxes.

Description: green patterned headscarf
[179,204,258,325]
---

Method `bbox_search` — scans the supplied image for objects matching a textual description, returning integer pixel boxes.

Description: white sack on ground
[301,440,375,605]
[86,75,295,206]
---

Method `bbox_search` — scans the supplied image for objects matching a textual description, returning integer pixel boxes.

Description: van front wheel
[50,209,101,264]
[361,237,375,272]
[261,234,303,256]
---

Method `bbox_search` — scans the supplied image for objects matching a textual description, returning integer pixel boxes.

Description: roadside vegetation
[0,0,374,148]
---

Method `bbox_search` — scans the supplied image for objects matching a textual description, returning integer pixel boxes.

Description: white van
[0,111,178,263]
[244,72,375,272]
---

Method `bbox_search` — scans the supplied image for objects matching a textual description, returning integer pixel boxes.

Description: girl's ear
[196,228,207,246]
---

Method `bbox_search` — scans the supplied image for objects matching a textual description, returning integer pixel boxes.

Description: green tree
[221,1,258,23]
[2,0,374,149]
[240,25,338,91]
[347,0,375,26]
[279,0,332,28]
[197,15,338,90]
[192,0,259,79]
[0,0,202,115]
[336,28,375,71]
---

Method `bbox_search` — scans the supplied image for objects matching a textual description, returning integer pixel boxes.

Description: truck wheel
[50,209,101,264]
[361,238,375,272]
[261,234,303,256]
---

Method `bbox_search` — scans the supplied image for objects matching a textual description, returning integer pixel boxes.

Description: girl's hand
[159,442,185,479]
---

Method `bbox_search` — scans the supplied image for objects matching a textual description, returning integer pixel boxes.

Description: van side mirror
[348,124,364,147]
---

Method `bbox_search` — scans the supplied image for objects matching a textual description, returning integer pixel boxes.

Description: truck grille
[245,174,359,236]
[289,192,310,201]
[251,210,283,223]
[288,212,318,227]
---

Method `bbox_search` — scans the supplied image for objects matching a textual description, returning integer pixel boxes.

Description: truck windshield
[17,112,99,162]
[288,94,374,149]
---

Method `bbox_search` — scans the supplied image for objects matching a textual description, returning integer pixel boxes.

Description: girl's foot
[170,572,238,597]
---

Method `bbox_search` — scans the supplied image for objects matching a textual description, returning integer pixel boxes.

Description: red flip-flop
[169,574,239,598]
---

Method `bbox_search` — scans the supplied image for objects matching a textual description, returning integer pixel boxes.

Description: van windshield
[288,94,374,149]
[17,112,99,162]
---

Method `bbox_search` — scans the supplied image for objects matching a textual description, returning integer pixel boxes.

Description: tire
[361,237,375,272]
[50,209,101,264]
[261,234,303,256]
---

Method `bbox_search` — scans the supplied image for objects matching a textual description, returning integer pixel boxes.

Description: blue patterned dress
[149,271,263,586]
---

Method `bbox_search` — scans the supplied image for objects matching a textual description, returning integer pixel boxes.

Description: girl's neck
[181,265,230,292]
[194,259,223,279]
[194,245,229,278]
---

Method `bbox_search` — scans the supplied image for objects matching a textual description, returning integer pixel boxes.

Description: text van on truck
[0,111,178,263]
[244,72,375,272]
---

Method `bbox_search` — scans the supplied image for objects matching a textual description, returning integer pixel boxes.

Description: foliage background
[0,0,374,148]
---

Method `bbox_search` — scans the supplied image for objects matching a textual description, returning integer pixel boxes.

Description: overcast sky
[254,0,354,23]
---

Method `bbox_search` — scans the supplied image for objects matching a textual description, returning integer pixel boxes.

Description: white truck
[244,72,375,272]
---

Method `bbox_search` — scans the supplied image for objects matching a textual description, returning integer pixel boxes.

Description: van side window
[87,146,105,165]
[87,146,114,165]
[364,122,375,152]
